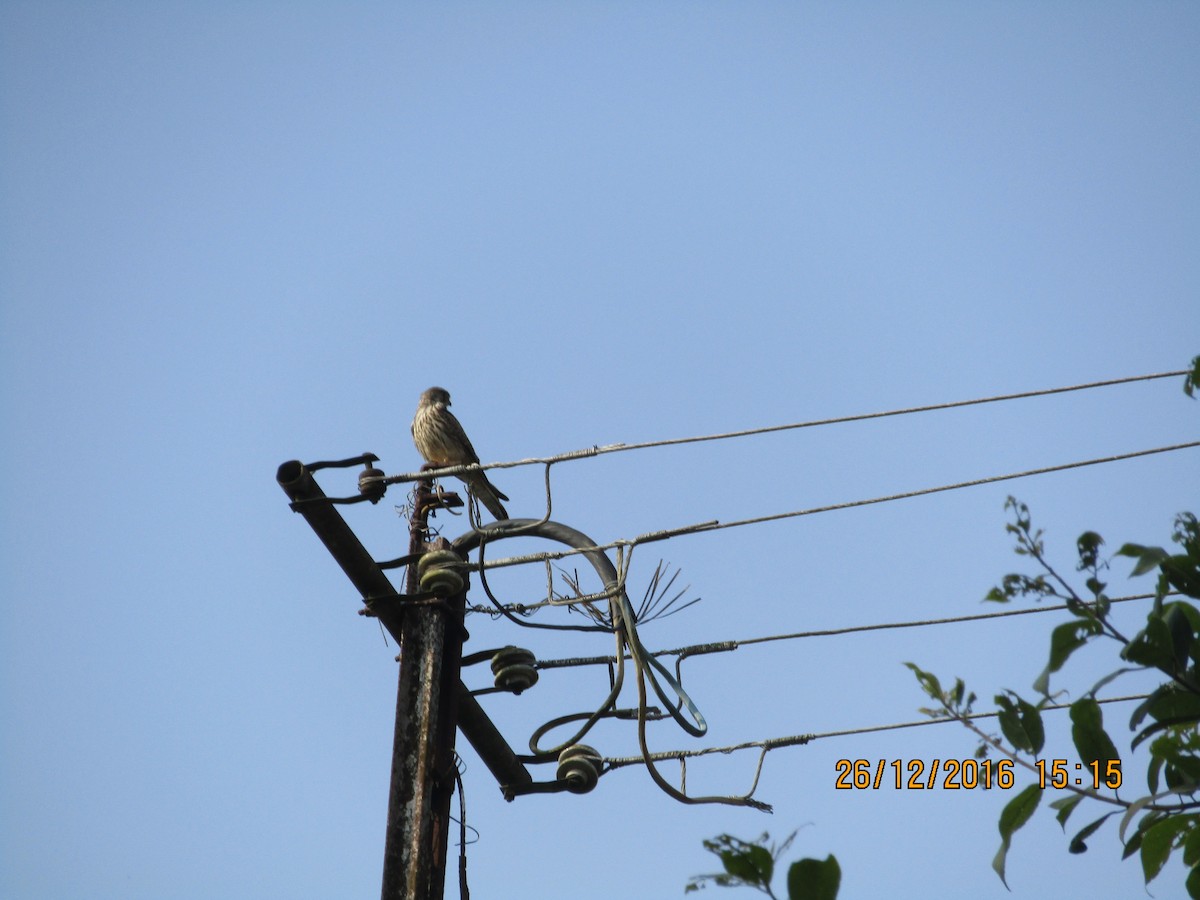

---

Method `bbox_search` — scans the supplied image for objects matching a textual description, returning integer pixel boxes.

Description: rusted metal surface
[380,540,454,899]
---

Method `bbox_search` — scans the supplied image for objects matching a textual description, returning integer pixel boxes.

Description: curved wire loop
[454,519,710,757]
[455,519,769,807]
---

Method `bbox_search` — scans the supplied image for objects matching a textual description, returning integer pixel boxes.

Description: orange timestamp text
[834,758,1124,791]
[834,758,1016,790]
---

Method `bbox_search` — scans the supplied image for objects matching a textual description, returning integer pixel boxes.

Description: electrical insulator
[490,646,538,693]
[417,549,466,596]
[556,744,602,794]
[357,464,385,502]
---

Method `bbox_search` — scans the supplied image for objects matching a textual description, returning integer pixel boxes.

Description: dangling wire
[613,544,707,737]
[454,754,470,900]
[454,518,771,807]
[525,607,628,758]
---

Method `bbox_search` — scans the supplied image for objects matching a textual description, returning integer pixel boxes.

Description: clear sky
[2,3,1198,898]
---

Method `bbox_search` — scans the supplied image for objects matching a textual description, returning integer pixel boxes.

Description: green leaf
[1184,354,1200,398]
[904,662,944,703]
[1070,696,1120,769]
[1164,557,1200,600]
[1159,749,1200,793]
[1148,685,1200,725]
[1077,531,1104,570]
[1131,708,1200,758]
[1124,829,1144,860]
[989,572,1054,603]
[1148,753,1165,794]
[1167,599,1200,632]
[1128,681,1200,739]
[1167,606,1198,670]
[689,833,782,894]
[1070,812,1115,854]
[1050,793,1084,830]
[995,692,1045,755]
[1142,816,1193,885]
[992,784,1041,887]
[1034,619,1104,694]
[786,855,840,900]
[1185,819,1200,866]
[1188,863,1200,900]
[1121,793,1175,844]
[1118,542,1170,577]
[1175,514,1200,558]
[1087,666,1139,699]
[984,586,1010,604]
[719,841,773,886]
[1124,616,1180,670]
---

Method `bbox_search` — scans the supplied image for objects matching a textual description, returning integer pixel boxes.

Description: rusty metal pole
[423,542,467,900]
[380,479,468,900]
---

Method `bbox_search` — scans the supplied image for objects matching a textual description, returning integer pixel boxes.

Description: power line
[467,440,1200,573]
[633,440,1200,544]
[601,693,1149,769]
[384,368,1187,485]
[531,593,1161,670]
[382,373,1191,807]
[734,593,1154,646]
[571,371,1188,460]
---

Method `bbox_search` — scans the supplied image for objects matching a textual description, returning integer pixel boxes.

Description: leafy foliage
[993,784,1041,887]
[687,832,840,900]
[1185,354,1200,398]
[693,361,1199,898]
[912,497,1200,895]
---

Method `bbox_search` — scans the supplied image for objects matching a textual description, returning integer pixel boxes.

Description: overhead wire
[530,592,1164,670]
[462,440,1200,575]
[396,369,1192,807]
[627,440,1200,542]
[601,693,1151,771]
[388,368,1194,585]
[384,368,1188,486]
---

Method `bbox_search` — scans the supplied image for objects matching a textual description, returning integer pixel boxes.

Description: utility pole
[278,456,617,900]
[277,458,534,900]
[380,477,468,900]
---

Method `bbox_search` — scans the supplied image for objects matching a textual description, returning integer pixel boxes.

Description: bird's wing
[445,409,482,464]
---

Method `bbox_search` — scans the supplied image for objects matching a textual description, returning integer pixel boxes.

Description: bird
[411,386,509,521]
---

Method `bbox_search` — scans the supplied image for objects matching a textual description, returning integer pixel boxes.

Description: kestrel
[411,386,509,521]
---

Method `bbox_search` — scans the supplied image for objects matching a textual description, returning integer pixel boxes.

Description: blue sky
[2,3,1198,898]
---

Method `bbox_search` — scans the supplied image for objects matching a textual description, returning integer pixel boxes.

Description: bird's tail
[467,473,509,521]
